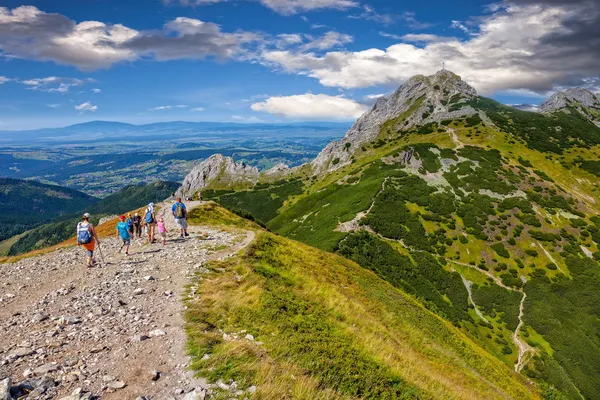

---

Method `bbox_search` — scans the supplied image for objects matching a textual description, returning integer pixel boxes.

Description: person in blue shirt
[172,197,189,239]
[116,215,131,255]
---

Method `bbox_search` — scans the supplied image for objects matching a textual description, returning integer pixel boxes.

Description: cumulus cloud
[251,93,368,120]
[191,107,205,111]
[0,6,138,70]
[20,77,94,93]
[91,88,102,93]
[75,101,97,112]
[0,6,261,70]
[261,3,600,94]
[0,76,10,84]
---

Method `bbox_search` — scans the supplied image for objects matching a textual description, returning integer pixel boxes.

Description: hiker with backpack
[116,215,131,255]
[172,197,189,239]
[145,203,157,243]
[132,212,142,238]
[77,213,100,267]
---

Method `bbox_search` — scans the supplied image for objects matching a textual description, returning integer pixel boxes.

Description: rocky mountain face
[540,88,600,126]
[311,69,479,174]
[177,154,260,197]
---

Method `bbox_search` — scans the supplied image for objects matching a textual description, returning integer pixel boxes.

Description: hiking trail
[0,201,255,400]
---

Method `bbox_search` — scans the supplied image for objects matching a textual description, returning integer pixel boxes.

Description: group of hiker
[77,197,190,267]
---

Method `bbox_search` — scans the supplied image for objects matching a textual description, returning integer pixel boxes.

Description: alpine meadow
[1,1,600,399]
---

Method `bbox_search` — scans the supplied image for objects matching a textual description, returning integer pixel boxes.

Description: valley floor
[0,202,254,399]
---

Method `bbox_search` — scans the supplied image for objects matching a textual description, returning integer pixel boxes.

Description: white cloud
[261,4,598,95]
[231,115,265,123]
[401,34,454,43]
[251,93,368,120]
[91,88,102,93]
[46,103,61,108]
[509,103,540,112]
[20,76,93,93]
[163,0,358,15]
[75,101,97,112]
[0,6,262,70]
[258,0,359,15]
[191,107,205,111]
[349,5,395,25]
[0,76,10,84]
[149,104,188,111]
[300,31,353,51]
[379,32,403,40]
[363,93,385,100]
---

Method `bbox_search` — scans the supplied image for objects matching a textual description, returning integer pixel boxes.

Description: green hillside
[184,204,540,400]
[7,181,179,255]
[0,178,97,243]
[200,78,600,398]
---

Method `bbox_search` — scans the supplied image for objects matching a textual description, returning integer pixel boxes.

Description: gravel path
[0,201,254,400]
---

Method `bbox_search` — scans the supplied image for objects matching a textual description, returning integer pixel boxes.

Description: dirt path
[448,128,465,149]
[0,201,254,399]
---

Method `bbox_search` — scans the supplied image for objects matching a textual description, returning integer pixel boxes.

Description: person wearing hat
[116,215,131,255]
[77,213,100,267]
[144,202,157,243]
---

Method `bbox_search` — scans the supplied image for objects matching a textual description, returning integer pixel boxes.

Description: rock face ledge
[540,88,600,127]
[310,69,478,174]
[177,154,260,197]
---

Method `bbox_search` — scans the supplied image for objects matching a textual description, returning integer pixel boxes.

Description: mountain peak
[540,87,600,126]
[311,70,478,173]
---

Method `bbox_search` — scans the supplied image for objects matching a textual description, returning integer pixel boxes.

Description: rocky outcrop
[262,163,290,179]
[177,154,259,197]
[310,69,479,174]
[540,88,600,127]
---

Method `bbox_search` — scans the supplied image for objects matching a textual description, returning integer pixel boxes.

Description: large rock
[177,154,259,197]
[310,69,479,174]
[0,378,11,400]
[540,88,600,127]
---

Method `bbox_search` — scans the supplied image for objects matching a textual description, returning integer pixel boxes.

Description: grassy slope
[202,111,600,397]
[0,178,98,242]
[185,204,539,400]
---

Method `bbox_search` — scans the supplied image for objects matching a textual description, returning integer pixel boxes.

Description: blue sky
[0,0,598,129]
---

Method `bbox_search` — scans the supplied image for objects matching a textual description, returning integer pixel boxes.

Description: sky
[0,0,599,130]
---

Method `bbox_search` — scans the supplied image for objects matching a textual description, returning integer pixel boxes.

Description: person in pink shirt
[157,217,168,245]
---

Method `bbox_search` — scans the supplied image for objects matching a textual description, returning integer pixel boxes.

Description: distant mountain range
[0,120,352,145]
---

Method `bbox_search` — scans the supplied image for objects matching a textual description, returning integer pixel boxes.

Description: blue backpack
[145,210,154,224]
[77,222,92,244]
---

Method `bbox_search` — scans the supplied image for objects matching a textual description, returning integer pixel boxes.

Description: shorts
[121,238,131,245]
[82,239,95,257]
[176,218,188,229]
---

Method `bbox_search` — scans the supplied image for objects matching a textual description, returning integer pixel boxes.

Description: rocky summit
[540,87,600,127]
[177,154,260,198]
[311,69,479,173]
